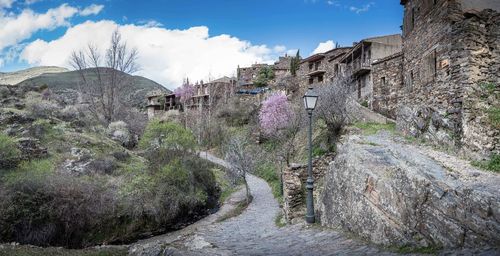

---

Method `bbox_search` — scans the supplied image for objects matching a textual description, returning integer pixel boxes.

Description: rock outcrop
[317,131,500,248]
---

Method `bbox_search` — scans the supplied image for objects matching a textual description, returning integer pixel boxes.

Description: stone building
[237,63,271,87]
[371,52,403,119]
[398,0,500,158]
[186,76,237,111]
[146,91,179,119]
[339,34,402,106]
[273,55,294,81]
[298,47,351,88]
[147,76,236,119]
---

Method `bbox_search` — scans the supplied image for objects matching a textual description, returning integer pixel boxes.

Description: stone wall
[398,0,499,158]
[317,132,500,248]
[282,154,334,223]
[372,53,403,119]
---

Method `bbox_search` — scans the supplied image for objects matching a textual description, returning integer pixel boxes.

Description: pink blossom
[174,81,195,102]
[259,92,294,136]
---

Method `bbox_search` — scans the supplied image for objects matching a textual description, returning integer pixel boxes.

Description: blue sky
[0,0,403,88]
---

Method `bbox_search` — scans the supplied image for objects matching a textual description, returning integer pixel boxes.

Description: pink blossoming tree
[259,92,294,137]
[174,79,195,103]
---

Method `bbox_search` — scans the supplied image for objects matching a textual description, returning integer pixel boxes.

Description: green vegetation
[274,212,286,227]
[254,162,282,203]
[254,66,275,87]
[216,195,253,222]
[140,119,196,151]
[361,100,369,108]
[4,159,55,183]
[0,134,21,170]
[212,167,240,204]
[479,82,496,95]
[487,107,500,129]
[312,146,328,157]
[353,122,396,135]
[472,154,500,173]
[290,50,301,77]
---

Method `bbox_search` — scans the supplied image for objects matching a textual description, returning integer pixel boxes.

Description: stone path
[130,152,395,256]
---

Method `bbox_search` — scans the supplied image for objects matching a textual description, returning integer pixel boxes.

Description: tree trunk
[243,175,250,205]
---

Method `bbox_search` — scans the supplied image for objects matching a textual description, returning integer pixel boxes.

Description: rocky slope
[317,129,500,248]
[0,66,68,86]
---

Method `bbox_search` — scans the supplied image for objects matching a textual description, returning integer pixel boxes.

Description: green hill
[16,68,171,109]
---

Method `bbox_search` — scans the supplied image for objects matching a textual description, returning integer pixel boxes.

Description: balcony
[306,69,326,77]
[350,59,371,76]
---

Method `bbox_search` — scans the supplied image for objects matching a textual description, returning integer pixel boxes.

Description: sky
[0,0,403,89]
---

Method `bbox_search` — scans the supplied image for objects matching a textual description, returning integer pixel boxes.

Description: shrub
[140,120,196,152]
[216,98,258,127]
[0,174,119,248]
[25,97,60,119]
[57,105,80,121]
[0,134,21,170]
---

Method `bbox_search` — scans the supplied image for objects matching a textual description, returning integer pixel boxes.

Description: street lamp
[303,87,318,224]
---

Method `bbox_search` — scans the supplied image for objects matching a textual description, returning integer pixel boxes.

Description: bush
[57,105,80,121]
[0,175,119,248]
[140,120,196,152]
[216,98,258,127]
[0,134,21,170]
[26,97,59,118]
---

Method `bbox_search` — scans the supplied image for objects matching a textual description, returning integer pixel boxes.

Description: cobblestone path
[131,152,396,256]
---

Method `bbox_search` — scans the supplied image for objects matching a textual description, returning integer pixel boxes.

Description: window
[421,50,436,84]
[309,77,314,84]
[381,77,386,87]
[318,75,324,83]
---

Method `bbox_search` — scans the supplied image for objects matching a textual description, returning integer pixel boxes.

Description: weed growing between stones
[472,154,500,173]
[353,122,396,135]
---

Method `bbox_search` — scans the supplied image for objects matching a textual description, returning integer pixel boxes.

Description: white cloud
[20,20,283,90]
[79,4,104,16]
[312,40,335,55]
[0,4,79,51]
[349,2,374,14]
[137,19,163,28]
[273,45,286,53]
[0,0,14,9]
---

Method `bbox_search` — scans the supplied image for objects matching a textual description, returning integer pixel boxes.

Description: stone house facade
[186,76,237,111]
[298,47,351,89]
[146,91,180,119]
[147,77,236,119]
[339,35,403,107]
[398,0,500,158]
[371,52,403,119]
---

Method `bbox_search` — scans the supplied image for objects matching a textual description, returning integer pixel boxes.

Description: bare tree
[315,74,353,144]
[225,135,256,203]
[70,29,139,124]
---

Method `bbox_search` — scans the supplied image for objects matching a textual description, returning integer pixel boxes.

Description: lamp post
[303,87,318,224]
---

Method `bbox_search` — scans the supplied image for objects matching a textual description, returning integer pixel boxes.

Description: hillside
[15,68,171,109]
[0,66,68,86]
[0,82,225,249]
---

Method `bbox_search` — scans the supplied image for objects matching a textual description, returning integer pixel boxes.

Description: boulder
[317,131,500,248]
